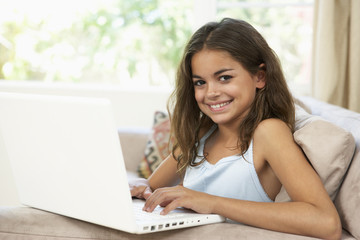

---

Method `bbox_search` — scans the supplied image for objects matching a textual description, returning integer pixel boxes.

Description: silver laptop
[0,92,225,234]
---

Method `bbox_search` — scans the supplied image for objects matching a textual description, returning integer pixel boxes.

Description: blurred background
[0,0,313,95]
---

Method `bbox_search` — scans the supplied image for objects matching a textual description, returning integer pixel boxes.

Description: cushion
[0,206,324,240]
[293,96,311,114]
[137,111,172,178]
[275,105,356,202]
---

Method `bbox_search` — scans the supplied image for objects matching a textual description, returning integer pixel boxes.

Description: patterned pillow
[137,111,173,178]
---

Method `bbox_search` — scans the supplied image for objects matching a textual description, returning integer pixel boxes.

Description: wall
[0,81,172,205]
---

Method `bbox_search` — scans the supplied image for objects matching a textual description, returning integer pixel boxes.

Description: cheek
[224,85,241,98]
[194,90,208,113]
[194,90,203,104]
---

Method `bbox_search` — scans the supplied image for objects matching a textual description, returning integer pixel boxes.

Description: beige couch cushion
[0,206,323,240]
[298,95,360,239]
[335,149,360,239]
[118,127,150,173]
[275,105,355,202]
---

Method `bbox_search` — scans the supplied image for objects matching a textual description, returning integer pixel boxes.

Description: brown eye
[219,75,232,81]
[194,80,206,86]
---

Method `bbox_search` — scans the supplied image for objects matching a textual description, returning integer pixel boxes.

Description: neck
[216,124,240,147]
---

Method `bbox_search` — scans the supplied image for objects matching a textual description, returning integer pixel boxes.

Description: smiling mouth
[209,101,232,110]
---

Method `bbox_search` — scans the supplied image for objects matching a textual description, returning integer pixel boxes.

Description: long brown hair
[167,18,295,173]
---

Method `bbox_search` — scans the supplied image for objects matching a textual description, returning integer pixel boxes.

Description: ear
[255,63,266,89]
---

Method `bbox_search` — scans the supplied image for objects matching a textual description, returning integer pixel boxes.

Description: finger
[146,187,184,213]
[159,200,172,207]
[160,199,181,215]
[143,189,161,211]
[143,187,153,199]
[131,186,148,199]
[130,186,143,197]
[144,188,173,212]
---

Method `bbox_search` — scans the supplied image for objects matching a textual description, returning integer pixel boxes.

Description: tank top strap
[246,139,272,202]
[195,125,217,163]
[200,125,217,142]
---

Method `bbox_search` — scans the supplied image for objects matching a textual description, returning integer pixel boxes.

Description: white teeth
[210,101,230,109]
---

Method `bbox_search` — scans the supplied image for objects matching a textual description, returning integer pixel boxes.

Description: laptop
[0,92,225,234]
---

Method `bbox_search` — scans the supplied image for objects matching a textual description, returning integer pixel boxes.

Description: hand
[129,178,153,200]
[143,185,216,215]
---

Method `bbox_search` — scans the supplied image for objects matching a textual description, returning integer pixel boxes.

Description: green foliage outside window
[0,0,312,93]
[0,0,193,86]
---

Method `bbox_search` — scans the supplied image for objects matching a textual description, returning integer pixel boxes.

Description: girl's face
[191,49,265,128]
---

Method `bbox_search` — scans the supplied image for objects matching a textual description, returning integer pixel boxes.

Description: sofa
[0,96,359,240]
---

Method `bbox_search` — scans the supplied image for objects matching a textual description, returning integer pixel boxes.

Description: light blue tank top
[183,125,273,202]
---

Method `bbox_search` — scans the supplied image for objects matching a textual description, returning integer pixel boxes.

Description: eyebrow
[192,68,234,79]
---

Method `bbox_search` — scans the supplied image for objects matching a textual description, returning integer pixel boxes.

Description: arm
[210,120,341,239]
[233,119,341,238]
[129,152,181,199]
[143,119,342,240]
[148,152,182,189]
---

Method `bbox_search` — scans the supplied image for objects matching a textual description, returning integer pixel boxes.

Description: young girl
[130,18,341,239]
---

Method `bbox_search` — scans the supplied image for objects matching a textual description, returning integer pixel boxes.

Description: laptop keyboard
[133,201,187,220]
[131,199,225,233]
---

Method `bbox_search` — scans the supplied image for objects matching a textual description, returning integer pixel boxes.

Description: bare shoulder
[253,118,295,159]
[254,118,292,140]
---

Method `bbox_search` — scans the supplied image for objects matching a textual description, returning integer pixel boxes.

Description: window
[0,0,193,87]
[0,0,313,95]
[214,0,314,95]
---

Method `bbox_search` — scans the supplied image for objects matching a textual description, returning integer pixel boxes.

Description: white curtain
[312,0,360,112]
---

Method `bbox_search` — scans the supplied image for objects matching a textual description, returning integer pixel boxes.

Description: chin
[209,114,242,127]
[209,117,230,125]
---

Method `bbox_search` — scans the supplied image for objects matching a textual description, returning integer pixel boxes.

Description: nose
[206,82,220,99]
